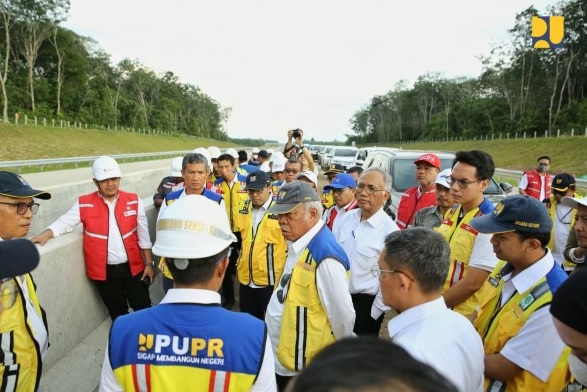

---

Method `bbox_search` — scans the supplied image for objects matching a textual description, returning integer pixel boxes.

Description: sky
[63,0,557,142]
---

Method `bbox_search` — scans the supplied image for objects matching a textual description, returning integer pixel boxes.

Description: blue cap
[470,195,552,234]
[324,173,356,190]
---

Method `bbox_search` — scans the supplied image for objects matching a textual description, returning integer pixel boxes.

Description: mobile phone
[143,276,151,285]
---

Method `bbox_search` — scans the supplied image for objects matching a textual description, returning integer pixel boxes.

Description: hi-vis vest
[214,173,248,231]
[547,195,578,270]
[79,191,143,281]
[277,226,350,372]
[523,170,551,200]
[321,189,334,209]
[396,186,437,229]
[271,181,284,201]
[234,200,286,287]
[109,302,266,391]
[435,198,494,317]
[158,189,223,280]
[0,274,47,392]
[474,261,570,391]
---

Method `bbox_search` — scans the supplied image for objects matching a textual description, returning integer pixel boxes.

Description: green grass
[373,137,587,178]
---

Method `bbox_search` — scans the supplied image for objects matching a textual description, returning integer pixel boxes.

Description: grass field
[1,123,586,177]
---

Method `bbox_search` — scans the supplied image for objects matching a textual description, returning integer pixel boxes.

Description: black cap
[0,239,40,279]
[324,164,344,175]
[245,171,271,190]
[0,172,51,200]
[267,181,320,214]
[551,173,576,192]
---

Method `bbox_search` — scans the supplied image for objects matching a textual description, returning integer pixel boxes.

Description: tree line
[347,0,587,144]
[0,0,228,140]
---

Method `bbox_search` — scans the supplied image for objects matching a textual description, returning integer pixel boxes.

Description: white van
[331,146,358,170]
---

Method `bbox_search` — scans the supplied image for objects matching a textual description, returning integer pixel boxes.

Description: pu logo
[531,16,564,49]
[138,333,154,352]
[492,201,505,217]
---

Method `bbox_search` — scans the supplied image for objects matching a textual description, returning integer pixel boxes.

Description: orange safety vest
[79,191,144,281]
[523,170,551,200]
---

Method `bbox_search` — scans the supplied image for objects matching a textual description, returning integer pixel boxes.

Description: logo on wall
[531,16,564,49]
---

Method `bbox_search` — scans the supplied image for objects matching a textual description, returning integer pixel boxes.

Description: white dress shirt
[498,250,567,382]
[249,197,272,289]
[336,207,399,317]
[47,193,151,264]
[100,289,277,392]
[265,219,355,376]
[552,202,573,267]
[389,297,484,392]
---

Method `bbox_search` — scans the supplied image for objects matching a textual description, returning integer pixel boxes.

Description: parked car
[362,149,513,220]
[320,146,335,169]
[350,146,400,167]
[330,146,358,170]
[309,145,322,161]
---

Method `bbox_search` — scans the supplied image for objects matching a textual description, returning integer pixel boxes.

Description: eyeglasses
[0,201,40,215]
[276,273,291,304]
[332,187,349,195]
[447,176,482,189]
[370,265,415,281]
[0,280,18,310]
[356,183,387,195]
[284,169,300,174]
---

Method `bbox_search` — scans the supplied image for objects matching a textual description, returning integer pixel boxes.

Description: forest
[347,0,587,144]
[0,0,228,140]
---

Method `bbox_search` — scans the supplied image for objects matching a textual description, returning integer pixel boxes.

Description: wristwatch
[145,261,155,267]
[569,248,585,263]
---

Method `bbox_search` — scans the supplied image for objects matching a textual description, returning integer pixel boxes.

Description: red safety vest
[523,170,551,200]
[396,186,437,229]
[79,191,144,281]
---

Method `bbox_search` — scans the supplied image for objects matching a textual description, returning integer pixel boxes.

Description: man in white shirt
[0,171,50,391]
[100,195,276,392]
[32,156,154,321]
[265,181,355,391]
[336,167,398,335]
[380,227,484,392]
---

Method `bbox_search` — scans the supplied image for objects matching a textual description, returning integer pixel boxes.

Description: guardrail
[0,151,193,171]
[494,168,587,192]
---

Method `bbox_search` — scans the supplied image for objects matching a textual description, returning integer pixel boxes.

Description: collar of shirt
[502,249,555,294]
[343,199,358,211]
[290,219,324,254]
[97,191,118,205]
[160,288,221,305]
[360,206,389,228]
[389,296,447,337]
[254,196,272,212]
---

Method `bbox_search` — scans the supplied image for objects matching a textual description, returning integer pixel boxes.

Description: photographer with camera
[284,129,318,175]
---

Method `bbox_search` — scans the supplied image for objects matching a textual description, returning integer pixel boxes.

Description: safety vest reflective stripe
[79,203,94,208]
[131,364,150,392]
[121,227,137,240]
[266,244,275,286]
[295,306,308,371]
[1,363,18,392]
[449,260,464,287]
[84,230,108,240]
[487,379,505,392]
[209,370,230,392]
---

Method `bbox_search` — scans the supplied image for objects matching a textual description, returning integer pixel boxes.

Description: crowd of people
[0,130,586,391]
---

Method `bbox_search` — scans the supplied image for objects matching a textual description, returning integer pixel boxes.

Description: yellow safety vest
[277,248,336,372]
[216,176,248,232]
[474,261,571,391]
[234,200,287,286]
[321,189,334,209]
[547,195,578,270]
[0,274,46,392]
[435,204,485,317]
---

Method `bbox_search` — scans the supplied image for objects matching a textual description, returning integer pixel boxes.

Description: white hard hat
[207,146,221,159]
[225,148,239,159]
[193,148,212,170]
[92,156,122,181]
[267,148,274,155]
[170,157,183,177]
[252,147,260,154]
[272,155,287,172]
[270,151,285,163]
[296,170,318,189]
[153,195,236,259]
[435,168,452,189]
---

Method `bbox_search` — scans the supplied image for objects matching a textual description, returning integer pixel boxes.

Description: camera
[142,276,151,285]
[292,129,301,139]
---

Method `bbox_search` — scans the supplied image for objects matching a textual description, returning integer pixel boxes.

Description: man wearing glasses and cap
[0,171,51,391]
[264,181,355,391]
[234,171,286,320]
